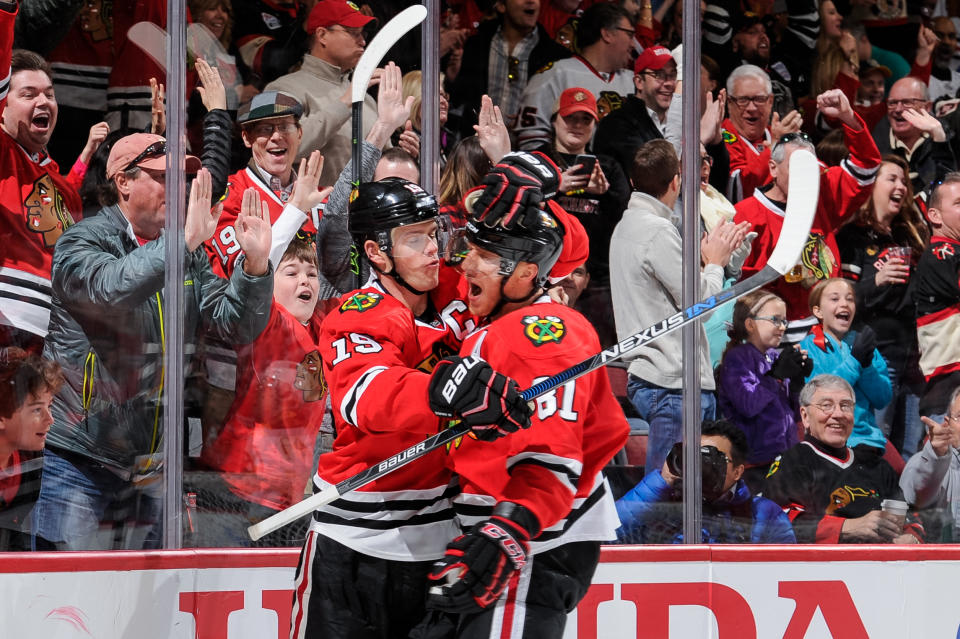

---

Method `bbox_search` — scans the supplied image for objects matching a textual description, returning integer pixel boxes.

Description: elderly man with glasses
[733,87,881,345]
[872,76,956,199]
[721,64,804,203]
[901,385,960,541]
[764,375,923,544]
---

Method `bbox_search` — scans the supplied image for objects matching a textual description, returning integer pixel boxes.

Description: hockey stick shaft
[248,150,819,541]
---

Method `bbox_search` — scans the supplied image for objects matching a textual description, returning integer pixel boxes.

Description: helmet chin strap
[372,253,431,296]
[487,270,543,320]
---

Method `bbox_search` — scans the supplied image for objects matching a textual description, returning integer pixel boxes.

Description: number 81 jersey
[310,268,473,561]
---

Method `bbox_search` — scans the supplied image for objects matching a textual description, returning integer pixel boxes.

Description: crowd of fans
[3,0,960,553]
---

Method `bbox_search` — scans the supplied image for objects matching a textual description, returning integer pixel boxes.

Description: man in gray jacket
[33,133,274,550]
[610,139,749,476]
[901,386,960,542]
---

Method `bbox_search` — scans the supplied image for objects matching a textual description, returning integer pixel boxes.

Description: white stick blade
[766,148,819,275]
[351,5,427,104]
[247,484,341,541]
[127,21,169,72]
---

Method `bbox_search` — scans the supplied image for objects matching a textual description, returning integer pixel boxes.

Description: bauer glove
[427,503,539,612]
[471,152,561,229]
[429,355,532,441]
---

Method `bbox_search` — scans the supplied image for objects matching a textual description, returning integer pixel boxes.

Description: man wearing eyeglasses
[721,64,804,203]
[901,385,960,541]
[265,0,385,186]
[764,375,922,544]
[514,3,634,150]
[594,45,673,178]
[35,134,275,550]
[734,88,881,345]
[872,76,955,198]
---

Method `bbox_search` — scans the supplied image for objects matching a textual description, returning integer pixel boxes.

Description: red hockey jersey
[201,302,327,510]
[447,296,629,553]
[47,3,114,112]
[734,115,880,338]
[722,117,773,203]
[205,165,318,278]
[310,266,473,560]
[1,6,82,337]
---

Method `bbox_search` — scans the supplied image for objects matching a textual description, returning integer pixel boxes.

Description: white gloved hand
[726,231,758,280]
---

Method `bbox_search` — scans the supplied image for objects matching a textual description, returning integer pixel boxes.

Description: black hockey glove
[428,355,532,441]
[768,347,812,386]
[427,504,538,613]
[471,151,561,230]
[850,326,877,368]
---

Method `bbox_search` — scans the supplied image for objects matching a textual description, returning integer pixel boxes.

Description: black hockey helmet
[464,192,565,288]
[349,178,439,253]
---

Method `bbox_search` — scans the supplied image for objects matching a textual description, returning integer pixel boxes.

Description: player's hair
[722,290,785,358]
[379,147,419,177]
[630,139,679,199]
[929,172,960,211]
[187,0,234,47]
[0,348,62,419]
[799,374,855,407]
[10,49,53,82]
[438,136,491,207]
[807,277,855,314]
[854,155,928,253]
[725,64,771,96]
[576,3,629,50]
[701,419,750,467]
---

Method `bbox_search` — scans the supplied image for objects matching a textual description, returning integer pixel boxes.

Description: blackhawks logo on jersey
[340,292,383,313]
[521,315,565,346]
[826,485,878,515]
[442,419,478,452]
[25,174,75,248]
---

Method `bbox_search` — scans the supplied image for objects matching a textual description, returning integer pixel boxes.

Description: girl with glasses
[716,290,811,492]
[799,278,900,470]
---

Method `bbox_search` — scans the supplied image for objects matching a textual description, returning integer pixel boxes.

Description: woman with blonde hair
[437,136,491,224]
[395,70,455,167]
[836,154,929,458]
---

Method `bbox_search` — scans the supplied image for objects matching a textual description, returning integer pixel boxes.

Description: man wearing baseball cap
[266,0,385,186]
[34,133,274,550]
[594,46,675,178]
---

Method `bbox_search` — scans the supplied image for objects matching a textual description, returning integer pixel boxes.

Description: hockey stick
[347,5,427,283]
[247,149,820,541]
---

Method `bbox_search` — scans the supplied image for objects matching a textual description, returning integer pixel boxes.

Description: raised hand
[289,151,328,214]
[235,187,271,276]
[79,121,110,165]
[397,121,421,159]
[921,415,954,457]
[150,77,166,136]
[770,109,802,141]
[195,57,227,112]
[817,89,858,128]
[902,108,946,142]
[473,94,511,164]
[375,62,414,133]
[700,88,726,145]
[701,220,751,267]
[184,168,219,251]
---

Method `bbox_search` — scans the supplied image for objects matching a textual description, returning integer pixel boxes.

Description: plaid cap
[306,0,375,32]
[237,91,304,126]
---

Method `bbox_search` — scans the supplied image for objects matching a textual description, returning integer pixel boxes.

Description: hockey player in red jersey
[1,2,82,352]
[420,182,630,637]
[288,177,528,638]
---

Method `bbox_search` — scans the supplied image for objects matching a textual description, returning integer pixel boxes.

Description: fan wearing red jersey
[422,187,629,637]
[1,3,82,352]
[289,177,526,639]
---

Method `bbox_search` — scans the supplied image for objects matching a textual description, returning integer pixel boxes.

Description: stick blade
[127,21,169,72]
[247,484,341,541]
[766,149,819,275]
[351,5,427,104]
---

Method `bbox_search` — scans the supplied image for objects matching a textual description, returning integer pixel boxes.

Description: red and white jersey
[514,55,633,150]
[734,115,880,340]
[47,9,113,111]
[448,297,629,554]
[915,236,960,381]
[310,266,474,560]
[202,302,327,510]
[1,6,82,337]
[722,118,772,203]
[204,165,317,278]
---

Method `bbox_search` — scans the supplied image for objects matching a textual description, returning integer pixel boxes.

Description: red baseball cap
[554,87,599,120]
[306,0,375,33]
[106,133,201,180]
[634,45,674,74]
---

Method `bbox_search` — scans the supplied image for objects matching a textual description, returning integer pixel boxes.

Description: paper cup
[881,499,908,528]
